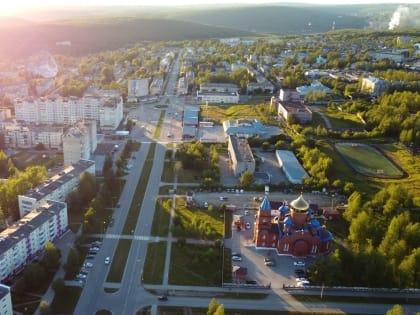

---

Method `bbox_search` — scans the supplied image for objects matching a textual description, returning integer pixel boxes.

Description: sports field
[335,143,404,178]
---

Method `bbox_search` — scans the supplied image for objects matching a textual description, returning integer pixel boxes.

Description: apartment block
[0,200,68,283]
[3,124,63,149]
[63,121,97,166]
[18,159,95,218]
[0,284,12,315]
[227,135,255,177]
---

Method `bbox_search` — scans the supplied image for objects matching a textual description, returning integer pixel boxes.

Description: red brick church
[253,194,333,257]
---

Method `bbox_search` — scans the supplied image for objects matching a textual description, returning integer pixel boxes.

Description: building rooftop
[229,135,254,163]
[23,159,95,201]
[0,200,66,254]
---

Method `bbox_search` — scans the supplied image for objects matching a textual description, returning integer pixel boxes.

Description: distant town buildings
[227,135,255,177]
[361,77,390,97]
[18,159,95,218]
[0,200,68,283]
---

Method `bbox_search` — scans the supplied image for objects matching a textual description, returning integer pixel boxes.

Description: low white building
[0,200,68,283]
[18,159,95,218]
[0,284,12,315]
[228,135,255,177]
[275,150,309,185]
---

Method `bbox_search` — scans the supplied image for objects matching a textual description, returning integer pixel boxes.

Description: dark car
[85,255,95,260]
[246,280,257,284]
[294,269,306,277]
[158,295,168,301]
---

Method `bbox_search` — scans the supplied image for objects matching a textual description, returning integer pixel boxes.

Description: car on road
[245,210,249,215]
[158,295,168,301]
[76,274,87,279]
[294,269,305,277]
[264,260,276,266]
[294,260,305,267]
[83,262,93,268]
[105,257,111,265]
[232,255,242,262]
[219,196,228,201]
[89,247,100,252]
[80,270,88,275]
[231,252,241,257]
[86,255,95,260]
[245,222,251,229]
[91,241,102,246]
[296,280,310,287]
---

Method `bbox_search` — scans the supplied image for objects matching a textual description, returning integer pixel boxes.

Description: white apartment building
[0,284,12,315]
[14,93,123,131]
[63,121,97,166]
[150,77,164,95]
[3,124,63,149]
[227,135,255,177]
[0,200,68,283]
[127,78,150,101]
[18,159,95,218]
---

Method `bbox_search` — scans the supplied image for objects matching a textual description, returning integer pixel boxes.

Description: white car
[296,280,310,287]
[294,260,305,267]
[105,257,111,265]
[83,262,93,268]
[76,274,87,279]
[232,255,242,262]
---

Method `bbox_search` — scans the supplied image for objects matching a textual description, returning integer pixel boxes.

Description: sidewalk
[34,230,76,315]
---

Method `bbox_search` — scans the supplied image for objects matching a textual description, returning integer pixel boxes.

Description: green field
[335,143,404,178]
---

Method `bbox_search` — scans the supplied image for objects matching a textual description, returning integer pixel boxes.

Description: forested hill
[0,17,254,59]
[171,5,368,34]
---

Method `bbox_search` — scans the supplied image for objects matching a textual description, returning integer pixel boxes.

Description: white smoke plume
[389,6,409,30]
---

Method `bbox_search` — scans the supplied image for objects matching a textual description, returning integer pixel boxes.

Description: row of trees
[310,184,419,288]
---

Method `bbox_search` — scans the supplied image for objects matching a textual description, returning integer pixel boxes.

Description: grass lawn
[123,143,156,235]
[159,185,174,195]
[11,151,63,170]
[309,112,327,129]
[335,143,404,178]
[51,286,82,314]
[200,104,274,125]
[323,109,365,129]
[161,161,175,183]
[151,198,171,237]
[153,110,166,139]
[169,243,222,286]
[173,197,224,240]
[106,239,132,283]
[143,241,166,284]
[177,164,202,183]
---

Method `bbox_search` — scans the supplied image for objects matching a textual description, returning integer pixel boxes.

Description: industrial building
[275,150,309,185]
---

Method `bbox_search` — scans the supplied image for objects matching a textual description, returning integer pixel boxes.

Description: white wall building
[150,77,164,95]
[228,135,255,177]
[14,92,123,131]
[0,284,12,315]
[18,159,95,218]
[63,121,97,166]
[127,78,150,100]
[3,124,63,149]
[275,150,309,185]
[0,200,68,283]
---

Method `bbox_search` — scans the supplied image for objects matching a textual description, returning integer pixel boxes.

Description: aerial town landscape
[0,1,419,315]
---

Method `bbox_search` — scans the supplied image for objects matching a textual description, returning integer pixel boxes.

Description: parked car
[91,241,102,246]
[219,196,228,201]
[232,255,242,262]
[264,257,273,263]
[76,274,87,280]
[83,262,93,268]
[85,255,95,260]
[264,260,275,266]
[90,247,100,252]
[294,260,305,267]
[246,280,257,284]
[80,270,88,275]
[294,269,305,277]
[296,280,310,287]
[158,295,168,301]
[231,252,242,257]
[105,257,111,265]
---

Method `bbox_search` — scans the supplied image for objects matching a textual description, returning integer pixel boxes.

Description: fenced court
[334,142,405,179]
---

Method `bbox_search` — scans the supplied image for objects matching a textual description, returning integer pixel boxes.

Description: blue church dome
[260,196,271,211]
[284,216,293,226]
[311,219,321,229]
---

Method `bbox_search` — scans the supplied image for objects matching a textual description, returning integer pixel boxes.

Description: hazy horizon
[1,0,418,17]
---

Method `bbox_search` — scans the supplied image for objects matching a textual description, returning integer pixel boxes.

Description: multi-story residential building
[273,91,313,124]
[361,77,390,97]
[227,135,255,177]
[0,200,68,283]
[0,108,11,121]
[150,77,164,95]
[18,159,95,218]
[63,121,97,166]
[14,92,123,131]
[127,78,150,102]
[2,124,63,149]
[177,77,189,95]
[0,284,12,315]
[197,83,240,104]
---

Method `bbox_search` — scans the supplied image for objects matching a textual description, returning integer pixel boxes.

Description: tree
[343,191,362,222]
[240,171,254,190]
[64,247,82,277]
[41,242,61,271]
[79,171,97,204]
[386,305,406,315]
[207,298,222,315]
[39,300,52,315]
[24,263,47,290]
[52,278,66,295]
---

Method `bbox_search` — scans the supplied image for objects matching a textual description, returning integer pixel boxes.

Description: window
[283,243,289,251]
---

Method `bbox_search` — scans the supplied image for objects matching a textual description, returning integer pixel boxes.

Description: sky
[0,0,418,16]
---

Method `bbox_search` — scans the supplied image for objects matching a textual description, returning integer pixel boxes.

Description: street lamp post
[331,194,335,211]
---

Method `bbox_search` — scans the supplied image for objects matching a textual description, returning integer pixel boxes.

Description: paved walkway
[34,230,76,315]
[317,112,332,129]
